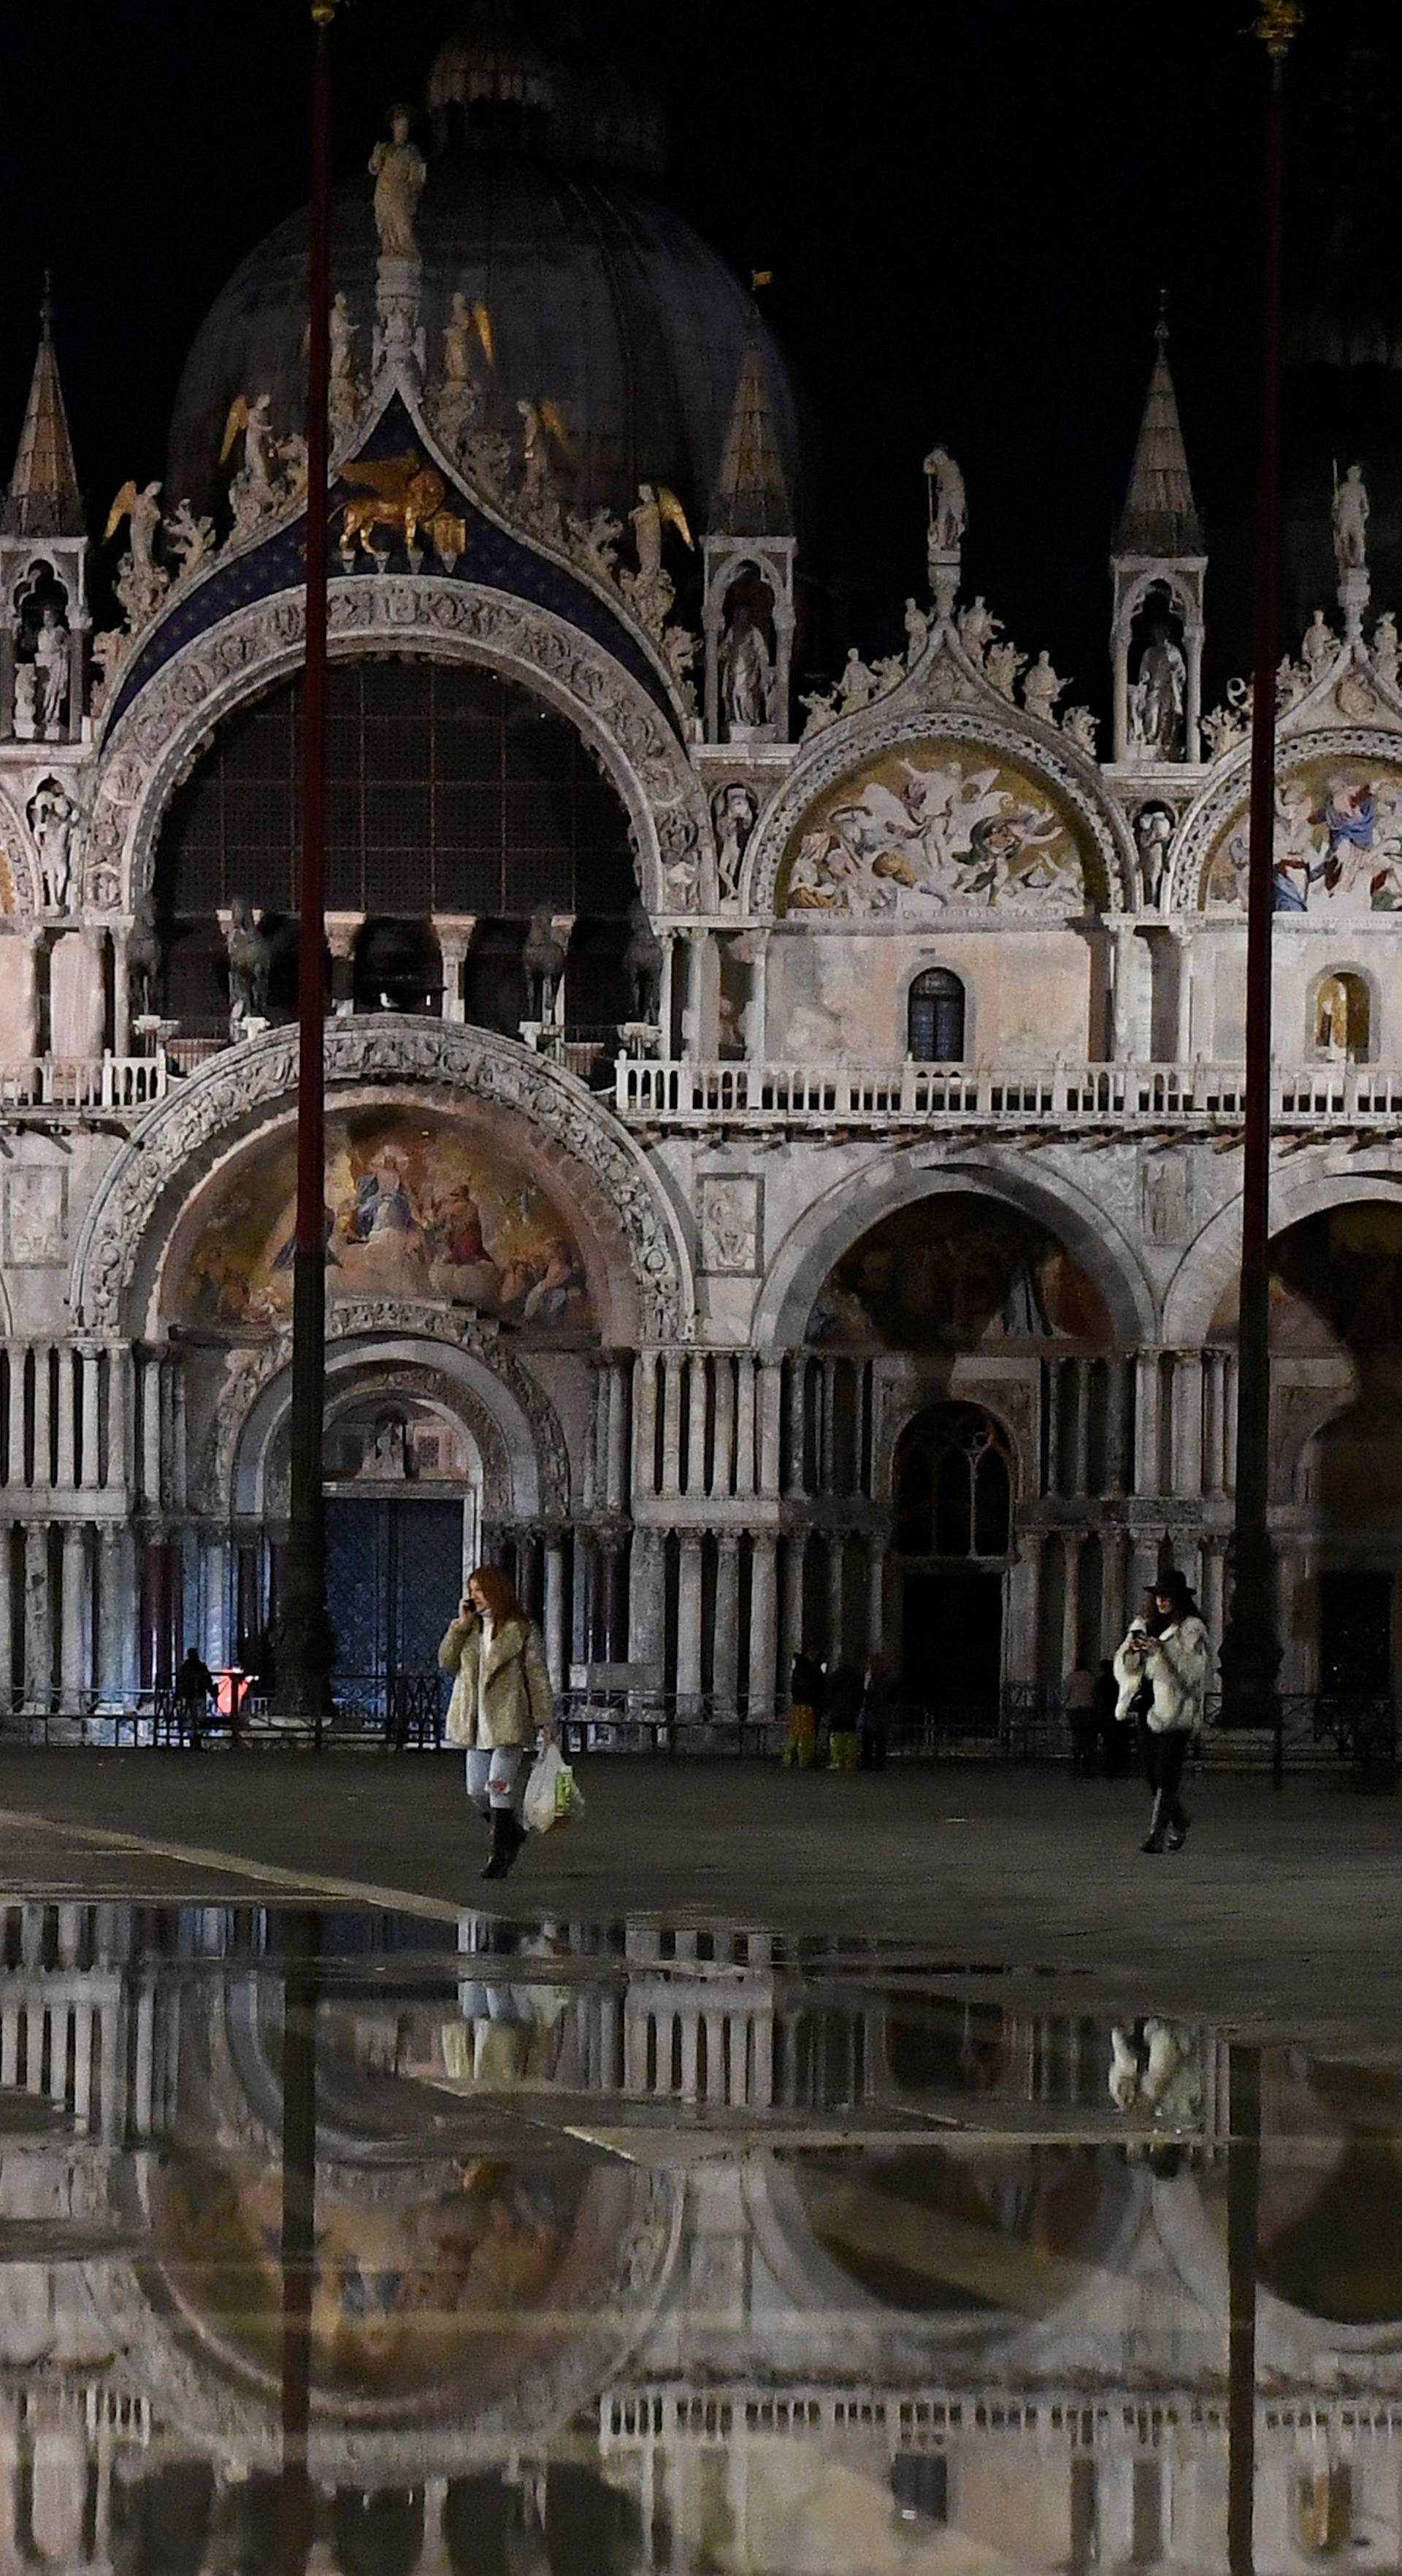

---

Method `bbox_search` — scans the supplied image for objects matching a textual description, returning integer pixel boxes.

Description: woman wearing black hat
[1112,1569,1210,1853]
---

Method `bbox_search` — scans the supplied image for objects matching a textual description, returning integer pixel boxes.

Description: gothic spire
[710,337,791,538]
[1114,310,1204,559]
[3,282,85,542]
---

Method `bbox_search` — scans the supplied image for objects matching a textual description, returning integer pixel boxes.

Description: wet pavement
[0,1895,1396,2572]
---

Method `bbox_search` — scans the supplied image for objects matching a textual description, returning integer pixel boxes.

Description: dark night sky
[0,0,1395,718]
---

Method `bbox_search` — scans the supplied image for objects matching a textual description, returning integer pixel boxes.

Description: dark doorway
[1319,1570,1392,1695]
[900,1567,1003,1712]
[326,1498,464,1716]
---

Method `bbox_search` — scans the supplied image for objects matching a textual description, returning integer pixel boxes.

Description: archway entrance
[893,1403,1011,1715]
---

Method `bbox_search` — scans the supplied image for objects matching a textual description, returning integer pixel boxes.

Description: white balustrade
[616,1056,1402,1131]
[0,1055,166,1115]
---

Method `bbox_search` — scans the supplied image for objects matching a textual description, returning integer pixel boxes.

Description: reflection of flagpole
[1219,3,1303,1743]
[280,0,342,1722]
[1227,2044,1262,2576]
[280,1910,320,2576]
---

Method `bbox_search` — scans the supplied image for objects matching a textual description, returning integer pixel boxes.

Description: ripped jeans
[464,1746,525,1813]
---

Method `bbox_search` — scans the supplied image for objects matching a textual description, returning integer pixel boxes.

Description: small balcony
[0,1055,169,1123]
[613,1058,1402,1135]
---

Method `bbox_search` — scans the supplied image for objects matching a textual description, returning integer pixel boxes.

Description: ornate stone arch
[1160,1155,1402,1345]
[70,1017,694,1342]
[82,576,715,922]
[1167,722,1402,911]
[751,1146,1157,1353]
[740,698,1134,918]
[218,1321,568,1522]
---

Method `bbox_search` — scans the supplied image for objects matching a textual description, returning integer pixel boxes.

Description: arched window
[1314,970,1370,1060]
[908,968,966,1063]
[894,1402,1011,1557]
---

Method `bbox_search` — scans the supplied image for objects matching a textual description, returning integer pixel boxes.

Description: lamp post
[1218,0,1304,1738]
[277,0,342,1721]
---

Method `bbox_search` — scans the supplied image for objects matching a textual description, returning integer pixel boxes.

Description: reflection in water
[0,1903,1398,2568]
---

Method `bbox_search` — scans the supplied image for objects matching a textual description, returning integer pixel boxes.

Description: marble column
[758,1361,783,1497]
[1005,1529,1044,1686]
[734,1356,756,1499]
[676,1533,704,1702]
[23,1523,50,1714]
[1202,1349,1225,1497]
[78,1344,101,1491]
[627,1527,665,1681]
[784,1357,807,1497]
[713,1534,740,1714]
[54,1350,76,1491]
[779,1532,806,1687]
[605,1358,629,1512]
[1068,1359,1091,1502]
[819,1359,838,1494]
[31,1345,51,1490]
[59,1524,89,1713]
[439,927,470,1023]
[2,1345,20,1486]
[202,1537,229,1671]
[632,1350,659,1499]
[1060,1530,1084,1678]
[140,1356,161,1510]
[826,1530,846,1664]
[710,1355,735,1502]
[1173,922,1194,1061]
[659,1353,683,1499]
[1110,920,1139,1058]
[1133,1349,1161,1495]
[543,1537,567,1687]
[1171,1350,1204,1498]
[107,1345,130,1494]
[1104,1353,1131,1497]
[866,1534,888,1661]
[1222,1351,1239,1497]
[0,1531,12,1716]
[686,1353,709,1497]
[747,1534,778,1716]
[97,1523,135,1708]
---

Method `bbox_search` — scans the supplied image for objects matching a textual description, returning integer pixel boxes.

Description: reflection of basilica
[0,1898,1401,2571]
[5,10,1402,1718]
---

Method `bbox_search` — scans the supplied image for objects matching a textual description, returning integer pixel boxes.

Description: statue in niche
[923,445,966,553]
[1133,801,1174,906]
[12,662,37,741]
[624,898,663,1021]
[28,779,80,913]
[128,893,163,1020]
[719,603,773,733]
[33,605,70,737]
[363,1413,410,1478]
[225,897,272,1032]
[1129,620,1187,758]
[522,906,567,1020]
[369,105,426,259]
[1333,462,1369,572]
[713,781,759,903]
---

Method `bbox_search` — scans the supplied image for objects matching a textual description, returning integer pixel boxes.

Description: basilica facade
[0,16,1398,1726]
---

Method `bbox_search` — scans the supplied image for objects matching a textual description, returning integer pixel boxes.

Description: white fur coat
[1113,1616,1211,1735]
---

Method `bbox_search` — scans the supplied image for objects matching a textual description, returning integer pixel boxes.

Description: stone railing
[0,1055,167,1116]
[615,1058,1402,1132]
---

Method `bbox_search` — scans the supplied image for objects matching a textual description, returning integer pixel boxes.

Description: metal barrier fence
[0,1681,1393,1784]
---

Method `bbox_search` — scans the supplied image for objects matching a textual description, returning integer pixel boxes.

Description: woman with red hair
[440,1564,556,1879]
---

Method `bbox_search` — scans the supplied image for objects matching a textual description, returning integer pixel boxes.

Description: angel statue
[1333,462,1369,573]
[369,106,426,259]
[221,394,281,535]
[328,291,362,428]
[104,479,167,630]
[516,397,571,535]
[621,484,692,634]
[923,445,967,554]
[434,293,493,447]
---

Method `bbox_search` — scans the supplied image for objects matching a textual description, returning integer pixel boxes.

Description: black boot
[1165,1807,1190,1852]
[1141,1791,1168,1854]
[482,1807,526,1881]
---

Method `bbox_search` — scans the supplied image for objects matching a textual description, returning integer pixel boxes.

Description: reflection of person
[440,1566,556,1881]
[1113,1569,1210,1854]
[825,1663,863,1770]
[1109,2018,1203,2125]
[784,1648,826,1769]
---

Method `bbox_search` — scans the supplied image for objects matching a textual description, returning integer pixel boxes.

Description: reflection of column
[544,1537,567,1687]
[710,1356,735,1501]
[734,1356,756,1499]
[1133,1350,1160,1494]
[632,1350,659,1499]
[23,1523,50,1713]
[713,1534,740,1713]
[59,1524,89,1713]
[747,1534,777,1714]
[758,1361,783,1496]
[1172,1350,1204,1497]
[676,1534,704,1702]
[659,1353,683,1499]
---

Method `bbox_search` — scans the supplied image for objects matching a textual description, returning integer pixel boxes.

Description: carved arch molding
[215,1311,568,1521]
[84,576,716,918]
[70,1017,692,1341]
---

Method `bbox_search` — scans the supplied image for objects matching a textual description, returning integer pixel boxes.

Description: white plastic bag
[523,1741,584,1834]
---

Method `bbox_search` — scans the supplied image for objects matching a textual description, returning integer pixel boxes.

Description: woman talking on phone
[1113,1567,1211,1854]
[439,1564,556,1880]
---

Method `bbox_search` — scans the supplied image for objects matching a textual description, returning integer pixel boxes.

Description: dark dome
[167,147,797,530]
